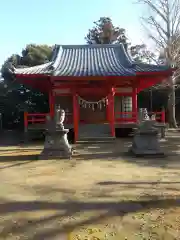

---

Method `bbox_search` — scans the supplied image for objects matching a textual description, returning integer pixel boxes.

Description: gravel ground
[0,131,179,239]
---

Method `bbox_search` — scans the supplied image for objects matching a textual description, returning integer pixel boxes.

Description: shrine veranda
[7,44,173,142]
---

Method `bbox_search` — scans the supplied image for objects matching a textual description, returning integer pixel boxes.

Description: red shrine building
[8,44,173,142]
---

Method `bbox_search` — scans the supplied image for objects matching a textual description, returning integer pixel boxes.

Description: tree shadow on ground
[97,180,180,185]
[0,148,42,152]
[0,154,38,162]
[0,160,37,170]
[0,153,38,170]
[95,180,180,196]
[75,152,121,161]
[1,196,180,239]
[122,135,180,169]
[74,139,131,161]
[74,133,180,169]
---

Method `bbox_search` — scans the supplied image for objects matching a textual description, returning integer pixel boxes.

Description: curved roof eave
[14,61,54,75]
[8,43,173,78]
[51,44,135,77]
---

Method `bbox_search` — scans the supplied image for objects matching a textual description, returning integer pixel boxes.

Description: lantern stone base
[39,129,72,160]
[129,120,165,157]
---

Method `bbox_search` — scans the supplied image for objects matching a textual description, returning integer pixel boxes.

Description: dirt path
[0,134,180,239]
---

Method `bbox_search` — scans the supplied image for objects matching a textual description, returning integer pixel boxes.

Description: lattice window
[123,96,132,112]
[122,96,132,118]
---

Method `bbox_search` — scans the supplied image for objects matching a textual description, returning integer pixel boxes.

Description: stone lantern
[39,105,72,159]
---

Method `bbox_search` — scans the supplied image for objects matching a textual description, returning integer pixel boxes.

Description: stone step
[77,136,115,144]
[78,124,112,139]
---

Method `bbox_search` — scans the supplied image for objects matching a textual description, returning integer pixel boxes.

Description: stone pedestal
[39,107,72,160]
[39,128,72,159]
[129,120,164,157]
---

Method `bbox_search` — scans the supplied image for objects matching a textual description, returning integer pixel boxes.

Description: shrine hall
[7,44,173,142]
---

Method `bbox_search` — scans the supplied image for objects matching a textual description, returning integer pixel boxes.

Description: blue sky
[0,0,146,67]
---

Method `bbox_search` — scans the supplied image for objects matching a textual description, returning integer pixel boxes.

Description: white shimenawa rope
[77,95,108,111]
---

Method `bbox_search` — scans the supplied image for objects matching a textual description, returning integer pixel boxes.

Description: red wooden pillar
[108,89,115,137]
[49,90,54,118]
[161,110,165,123]
[24,112,28,132]
[132,86,138,122]
[106,96,110,123]
[73,92,79,143]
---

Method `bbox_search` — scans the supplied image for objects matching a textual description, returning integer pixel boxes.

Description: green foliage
[85,17,128,47]
[1,44,53,79]
[0,44,53,128]
[85,17,154,63]
[21,44,53,66]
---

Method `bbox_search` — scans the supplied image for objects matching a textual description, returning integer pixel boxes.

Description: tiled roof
[14,62,53,75]
[52,44,135,76]
[133,62,170,73]
[11,44,171,77]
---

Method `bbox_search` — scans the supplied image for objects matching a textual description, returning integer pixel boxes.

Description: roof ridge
[52,45,63,70]
[55,44,123,48]
[11,43,171,77]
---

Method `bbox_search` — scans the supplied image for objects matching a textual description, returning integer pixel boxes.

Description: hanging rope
[77,95,108,111]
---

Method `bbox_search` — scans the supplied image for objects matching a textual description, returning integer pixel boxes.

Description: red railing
[24,113,48,128]
[149,111,165,122]
[115,111,165,123]
[24,112,73,128]
[24,110,166,128]
[115,112,138,123]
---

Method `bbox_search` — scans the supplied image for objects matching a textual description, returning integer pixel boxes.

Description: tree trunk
[168,80,177,128]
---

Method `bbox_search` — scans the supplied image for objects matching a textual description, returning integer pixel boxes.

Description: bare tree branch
[140,20,166,48]
[138,0,168,23]
[138,0,180,127]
